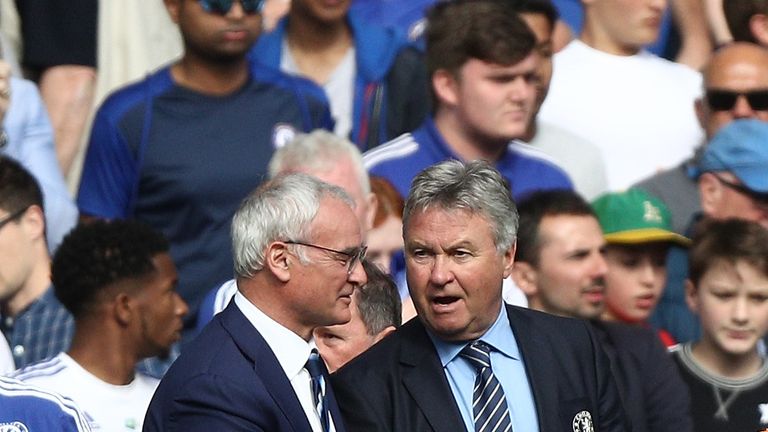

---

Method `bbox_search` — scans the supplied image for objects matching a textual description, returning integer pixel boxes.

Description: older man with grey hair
[196,129,378,330]
[269,129,376,233]
[145,173,366,431]
[331,160,628,432]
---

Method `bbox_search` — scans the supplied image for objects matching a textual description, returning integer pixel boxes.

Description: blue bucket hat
[692,119,768,192]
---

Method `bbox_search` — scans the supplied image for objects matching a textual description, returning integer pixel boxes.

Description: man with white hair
[145,173,366,430]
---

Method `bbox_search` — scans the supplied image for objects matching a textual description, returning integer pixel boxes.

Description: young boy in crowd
[672,218,768,432]
[592,189,690,346]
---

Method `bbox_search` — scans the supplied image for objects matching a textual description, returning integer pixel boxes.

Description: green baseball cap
[591,189,690,247]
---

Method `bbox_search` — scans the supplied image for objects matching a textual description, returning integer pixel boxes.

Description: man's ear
[511,261,538,298]
[750,14,768,46]
[266,242,292,283]
[373,325,396,343]
[20,205,45,242]
[114,292,135,327]
[698,172,722,216]
[364,192,378,233]
[432,69,459,108]
[164,0,181,23]
[502,242,516,279]
[684,279,699,315]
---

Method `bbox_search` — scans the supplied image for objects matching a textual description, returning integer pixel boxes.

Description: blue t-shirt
[0,376,91,431]
[77,64,333,319]
[363,118,573,200]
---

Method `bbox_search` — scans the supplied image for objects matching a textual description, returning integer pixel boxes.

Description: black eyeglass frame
[711,173,768,207]
[197,0,265,15]
[0,206,30,231]
[704,88,768,112]
[284,240,367,275]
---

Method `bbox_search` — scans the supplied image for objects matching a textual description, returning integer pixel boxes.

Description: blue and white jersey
[0,376,91,431]
[363,118,573,200]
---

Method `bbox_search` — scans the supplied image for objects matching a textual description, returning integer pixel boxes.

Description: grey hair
[232,173,354,278]
[268,129,371,195]
[403,160,518,252]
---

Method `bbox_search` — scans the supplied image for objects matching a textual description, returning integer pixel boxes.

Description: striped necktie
[305,349,330,432]
[460,340,513,432]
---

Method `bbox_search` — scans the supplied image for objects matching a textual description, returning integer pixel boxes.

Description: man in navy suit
[144,173,367,431]
[331,160,628,431]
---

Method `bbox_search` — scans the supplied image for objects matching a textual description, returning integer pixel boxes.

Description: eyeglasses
[0,206,29,231]
[712,173,768,207]
[197,0,264,15]
[705,89,768,111]
[285,240,367,275]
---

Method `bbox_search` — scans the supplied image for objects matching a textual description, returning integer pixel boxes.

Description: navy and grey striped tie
[460,341,513,432]
[305,349,330,432]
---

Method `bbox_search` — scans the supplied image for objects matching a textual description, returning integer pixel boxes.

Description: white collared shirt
[234,291,337,432]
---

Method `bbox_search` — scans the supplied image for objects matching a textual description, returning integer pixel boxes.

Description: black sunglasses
[198,0,264,15]
[705,89,768,111]
[712,173,768,206]
[0,206,30,231]
[285,240,368,275]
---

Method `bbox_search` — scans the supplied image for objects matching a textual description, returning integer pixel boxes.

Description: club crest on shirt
[0,422,29,432]
[272,124,298,149]
[759,403,768,424]
[572,410,594,432]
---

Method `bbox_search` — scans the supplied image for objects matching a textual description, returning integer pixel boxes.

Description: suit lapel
[400,321,467,432]
[506,305,559,431]
[219,302,313,432]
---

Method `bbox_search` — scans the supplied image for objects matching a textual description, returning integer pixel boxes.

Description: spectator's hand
[0,61,11,124]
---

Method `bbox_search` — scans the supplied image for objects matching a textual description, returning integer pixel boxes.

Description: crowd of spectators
[3,0,768,431]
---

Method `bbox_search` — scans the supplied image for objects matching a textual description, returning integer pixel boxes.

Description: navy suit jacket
[330,304,629,432]
[143,301,346,432]
[591,321,692,432]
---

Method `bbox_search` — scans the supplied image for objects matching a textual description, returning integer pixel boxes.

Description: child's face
[687,260,768,357]
[603,244,668,323]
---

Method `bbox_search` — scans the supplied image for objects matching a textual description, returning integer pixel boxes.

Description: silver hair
[403,160,518,252]
[268,129,371,195]
[231,173,355,278]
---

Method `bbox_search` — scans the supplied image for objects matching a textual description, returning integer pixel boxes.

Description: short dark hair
[357,260,402,335]
[724,0,768,43]
[52,220,170,318]
[510,0,559,32]
[516,190,595,266]
[426,0,536,79]
[688,218,768,286]
[0,156,43,214]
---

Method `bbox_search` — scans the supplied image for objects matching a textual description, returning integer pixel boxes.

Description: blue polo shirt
[428,305,539,432]
[78,64,333,320]
[363,118,573,200]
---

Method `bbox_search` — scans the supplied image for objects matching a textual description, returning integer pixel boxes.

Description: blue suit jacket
[143,301,346,431]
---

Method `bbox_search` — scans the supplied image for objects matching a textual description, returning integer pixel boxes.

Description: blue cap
[694,119,768,193]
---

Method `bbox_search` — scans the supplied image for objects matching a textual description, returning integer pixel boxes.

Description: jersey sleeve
[76,102,140,219]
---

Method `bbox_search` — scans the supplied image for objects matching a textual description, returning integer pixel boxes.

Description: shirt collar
[429,304,520,367]
[234,290,314,379]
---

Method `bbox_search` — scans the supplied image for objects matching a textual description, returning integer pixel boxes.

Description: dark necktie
[305,349,331,432]
[460,340,513,432]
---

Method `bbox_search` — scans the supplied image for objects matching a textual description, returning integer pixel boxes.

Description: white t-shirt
[529,120,609,200]
[539,40,704,190]
[0,336,14,374]
[13,353,158,432]
[282,39,357,139]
